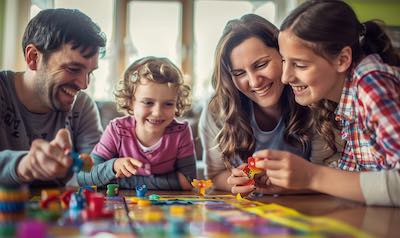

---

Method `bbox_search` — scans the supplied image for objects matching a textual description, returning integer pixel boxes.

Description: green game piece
[148,194,160,200]
[106,184,119,197]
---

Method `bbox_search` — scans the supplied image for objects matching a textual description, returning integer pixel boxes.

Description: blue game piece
[69,151,83,173]
[135,185,147,198]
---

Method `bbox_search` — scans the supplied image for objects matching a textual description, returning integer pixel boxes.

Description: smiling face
[133,79,178,146]
[278,30,345,105]
[229,37,284,113]
[34,43,99,112]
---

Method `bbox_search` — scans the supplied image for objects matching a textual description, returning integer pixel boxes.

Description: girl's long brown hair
[281,0,400,149]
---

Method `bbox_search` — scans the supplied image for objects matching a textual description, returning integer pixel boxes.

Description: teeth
[147,119,164,124]
[61,86,78,97]
[292,86,307,92]
[253,83,272,95]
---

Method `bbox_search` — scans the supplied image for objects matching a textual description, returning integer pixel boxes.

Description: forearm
[117,172,181,190]
[77,154,116,187]
[211,169,232,192]
[175,155,197,190]
[0,150,27,185]
[310,164,364,202]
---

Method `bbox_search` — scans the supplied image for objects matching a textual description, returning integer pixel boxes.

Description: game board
[24,192,372,238]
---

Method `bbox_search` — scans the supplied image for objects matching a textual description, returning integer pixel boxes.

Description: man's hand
[17,129,73,182]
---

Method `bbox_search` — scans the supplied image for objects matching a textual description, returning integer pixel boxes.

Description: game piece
[60,189,75,209]
[106,184,119,197]
[148,194,160,200]
[69,192,85,220]
[242,157,264,186]
[0,185,28,237]
[135,184,147,198]
[70,151,93,173]
[191,179,213,196]
[17,219,47,238]
[82,193,113,220]
[137,199,151,207]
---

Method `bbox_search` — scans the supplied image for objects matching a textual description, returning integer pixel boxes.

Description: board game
[0,184,372,238]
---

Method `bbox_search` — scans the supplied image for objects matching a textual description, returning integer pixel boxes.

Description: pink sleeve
[177,123,195,159]
[91,121,119,160]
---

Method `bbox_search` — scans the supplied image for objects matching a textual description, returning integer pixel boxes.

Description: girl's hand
[177,172,192,190]
[253,149,315,190]
[226,164,254,195]
[113,157,143,178]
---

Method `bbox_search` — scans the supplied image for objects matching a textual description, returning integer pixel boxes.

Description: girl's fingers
[128,158,143,168]
[124,163,138,175]
[227,174,249,186]
[231,167,246,177]
[121,167,133,177]
[231,184,254,195]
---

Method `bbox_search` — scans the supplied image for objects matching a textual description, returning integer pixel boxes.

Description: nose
[152,104,162,116]
[248,72,263,89]
[281,62,292,84]
[76,74,90,90]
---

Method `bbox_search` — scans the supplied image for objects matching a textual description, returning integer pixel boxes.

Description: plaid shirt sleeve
[357,70,400,167]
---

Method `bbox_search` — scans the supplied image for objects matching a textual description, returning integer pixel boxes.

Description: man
[0,9,106,186]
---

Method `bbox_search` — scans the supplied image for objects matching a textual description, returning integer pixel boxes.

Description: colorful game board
[24,192,372,238]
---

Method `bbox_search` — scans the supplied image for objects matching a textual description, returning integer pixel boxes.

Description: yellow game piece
[137,199,151,207]
[125,196,140,203]
[191,179,213,196]
[169,205,185,217]
[144,210,163,222]
[236,193,243,200]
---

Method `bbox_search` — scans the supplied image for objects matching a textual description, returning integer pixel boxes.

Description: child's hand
[177,172,192,190]
[253,149,315,190]
[113,157,143,178]
[226,164,254,196]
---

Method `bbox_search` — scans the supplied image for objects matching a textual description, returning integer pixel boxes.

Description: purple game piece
[17,220,47,238]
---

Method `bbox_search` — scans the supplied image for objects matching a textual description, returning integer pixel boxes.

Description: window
[27,0,278,103]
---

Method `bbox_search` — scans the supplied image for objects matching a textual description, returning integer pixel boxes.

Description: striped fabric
[335,54,400,171]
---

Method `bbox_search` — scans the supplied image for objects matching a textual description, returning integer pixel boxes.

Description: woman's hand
[253,149,315,190]
[113,157,143,178]
[226,164,254,195]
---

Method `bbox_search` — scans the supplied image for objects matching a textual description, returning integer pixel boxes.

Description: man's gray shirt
[0,71,102,186]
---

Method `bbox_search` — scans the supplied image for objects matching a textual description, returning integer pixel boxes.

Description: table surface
[116,189,399,238]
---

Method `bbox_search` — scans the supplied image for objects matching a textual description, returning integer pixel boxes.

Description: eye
[67,67,81,73]
[231,70,245,78]
[255,61,267,69]
[164,102,175,107]
[141,100,154,106]
[294,62,307,69]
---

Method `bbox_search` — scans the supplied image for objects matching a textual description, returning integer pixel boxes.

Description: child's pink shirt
[92,116,195,176]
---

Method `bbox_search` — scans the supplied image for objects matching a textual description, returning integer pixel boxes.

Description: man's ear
[25,44,40,70]
[335,46,352,73]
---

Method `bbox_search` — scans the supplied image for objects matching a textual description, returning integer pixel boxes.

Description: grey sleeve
[71,92,103,154]
[117,172,181,190]
[77,153,116,187]
[116,156,196,190]
[360,170,400,207]
[198,106,227,179]
[176,155,197,182]
[0,150,27,186]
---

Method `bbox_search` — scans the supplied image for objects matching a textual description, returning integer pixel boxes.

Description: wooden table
[118,189,399,238]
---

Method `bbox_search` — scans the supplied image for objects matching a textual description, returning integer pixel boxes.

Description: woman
[199,14,341,195]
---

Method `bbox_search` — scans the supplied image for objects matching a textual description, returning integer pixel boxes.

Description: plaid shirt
[335,54,400,171]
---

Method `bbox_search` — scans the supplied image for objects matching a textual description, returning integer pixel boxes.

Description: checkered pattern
[335,54,400,171]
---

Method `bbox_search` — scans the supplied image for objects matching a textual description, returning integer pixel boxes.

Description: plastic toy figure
[106,184,119,197]
[191,179,213,196]
[70,151,93,173]
[135,184,148,198]
[242,157,263,186]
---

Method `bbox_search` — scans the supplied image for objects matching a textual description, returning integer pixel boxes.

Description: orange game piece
[191,179,213,196]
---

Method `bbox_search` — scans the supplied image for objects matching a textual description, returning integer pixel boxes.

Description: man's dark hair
[22,8,106,61]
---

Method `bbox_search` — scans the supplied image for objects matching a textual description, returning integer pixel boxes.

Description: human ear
[25,44,39,70]
[335,46,352,73]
